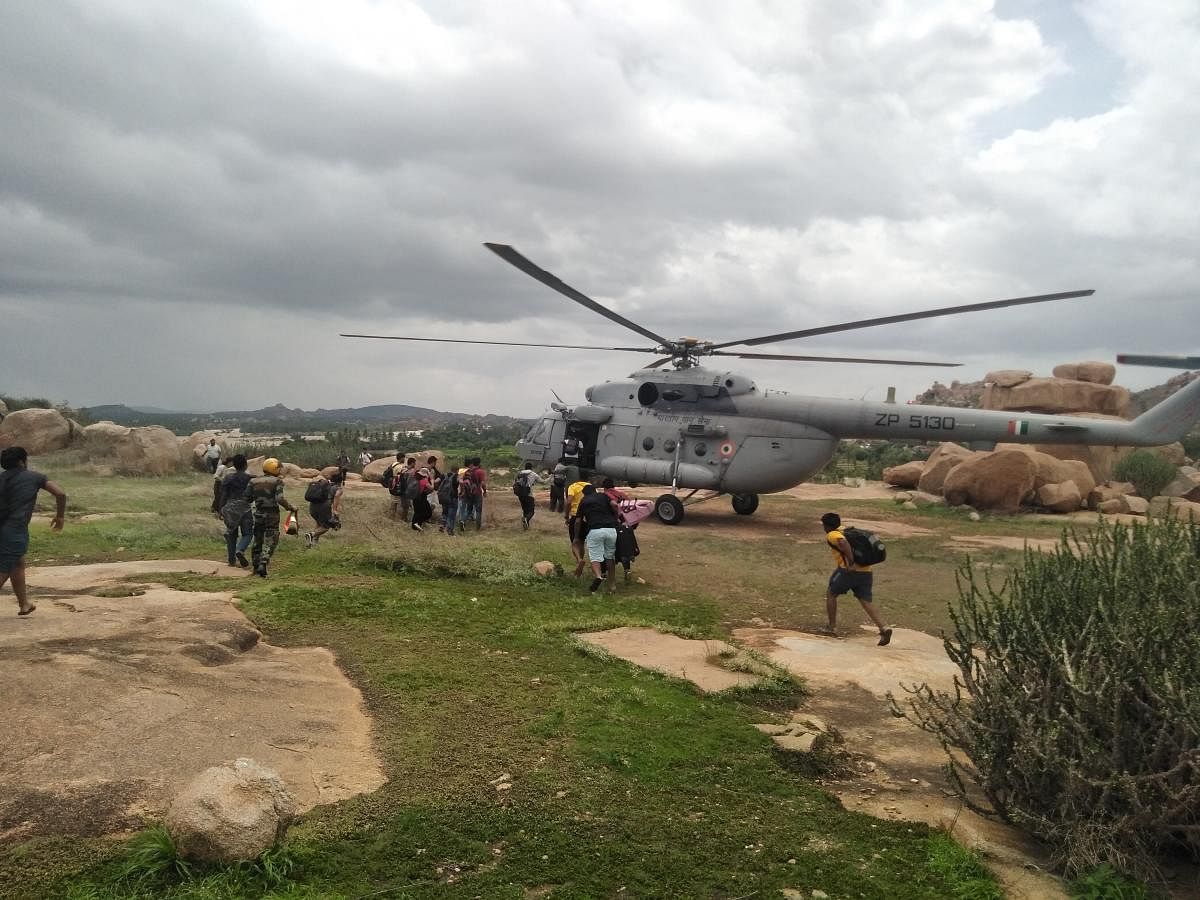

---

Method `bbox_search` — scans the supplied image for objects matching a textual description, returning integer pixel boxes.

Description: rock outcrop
[982,377,1130,417]
[917,443,975,495]
[882,461,923,488]
[0,407,75,455]
[165,758,296,863]
[942,449,1037,512]
[361,458,395,483]
[116,426,186,476]
[1051,361,1116,385]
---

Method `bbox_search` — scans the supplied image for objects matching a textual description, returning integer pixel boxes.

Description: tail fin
[1126,374,1200,444]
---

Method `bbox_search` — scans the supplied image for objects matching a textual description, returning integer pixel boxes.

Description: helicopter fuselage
[516,364,1200,497]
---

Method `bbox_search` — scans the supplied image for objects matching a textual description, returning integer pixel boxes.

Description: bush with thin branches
[893,518,1200,881]
[1113,450,1178,500]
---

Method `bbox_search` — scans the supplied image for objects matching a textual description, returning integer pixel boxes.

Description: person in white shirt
[203,439,222,474]
[514,465,542,530]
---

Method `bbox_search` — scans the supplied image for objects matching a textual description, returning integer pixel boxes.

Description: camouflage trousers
[251,517,280,571]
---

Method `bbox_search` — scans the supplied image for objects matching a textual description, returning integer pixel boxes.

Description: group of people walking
[382,454,488,534]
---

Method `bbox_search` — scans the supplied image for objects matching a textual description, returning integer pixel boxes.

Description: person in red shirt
[468,457,488,530]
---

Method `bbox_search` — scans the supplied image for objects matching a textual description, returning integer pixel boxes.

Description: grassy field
[0,461,1074,899]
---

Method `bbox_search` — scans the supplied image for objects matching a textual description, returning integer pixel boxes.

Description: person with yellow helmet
[243,458,298,578]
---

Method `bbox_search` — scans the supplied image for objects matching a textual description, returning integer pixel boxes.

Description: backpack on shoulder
[404,472,422,500]
[304,479,332,504]
[461,470,481,498]
[512,474,531,497]
[437,472,458,505]
[842,527,887,566]
[389,470,408,498]
[381,464,396,490]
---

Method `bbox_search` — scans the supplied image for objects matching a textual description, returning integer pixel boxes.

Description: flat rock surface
[1,560,385,842]
[576,626,758,693]
[734,626,1065,899]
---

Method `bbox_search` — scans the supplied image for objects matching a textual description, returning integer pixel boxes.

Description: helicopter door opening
[563,421,601,470]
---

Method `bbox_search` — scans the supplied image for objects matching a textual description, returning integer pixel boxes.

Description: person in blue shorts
[821,511,891,646]
[0,446,67,616]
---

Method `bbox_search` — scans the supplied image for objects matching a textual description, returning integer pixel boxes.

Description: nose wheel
[654,493,685,525]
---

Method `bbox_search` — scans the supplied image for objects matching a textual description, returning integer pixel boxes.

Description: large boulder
[0,398,7,419]
[115,426,186,476]
[1160,471,1200,498]
[402,450,448,474]
[165,758,296,864]
[982,378,1130,417]
[917,442,975,495]
[81,421,133,453]
[942,449,1038,512]
[882,461,924,488]
[1052,361,1116,385]
[1149,497,1200,522]
[993,444,1096,498]
[0,407,74,455]
[361,458,397,483]
[1037,480,1083,513]
[984,369,1033,388]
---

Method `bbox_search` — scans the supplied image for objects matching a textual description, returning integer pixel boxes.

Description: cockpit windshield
[524,417,552,445]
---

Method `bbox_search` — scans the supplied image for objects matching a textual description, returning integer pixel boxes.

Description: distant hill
[79,402,529,434]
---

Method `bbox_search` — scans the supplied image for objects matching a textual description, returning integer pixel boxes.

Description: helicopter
[344,244,1200,524]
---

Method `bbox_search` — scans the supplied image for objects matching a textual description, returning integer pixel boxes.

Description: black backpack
[381,464,396,490]
[843,527,886,566]
[437,471,457,505]
[390,470,409,498]
[404,472,422,500]
[304,479,332,504]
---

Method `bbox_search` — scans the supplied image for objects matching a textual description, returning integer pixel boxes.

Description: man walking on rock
[820,512,891,646]
[0,446,66,616]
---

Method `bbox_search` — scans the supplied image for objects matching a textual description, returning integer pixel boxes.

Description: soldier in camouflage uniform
[244,458,298,578]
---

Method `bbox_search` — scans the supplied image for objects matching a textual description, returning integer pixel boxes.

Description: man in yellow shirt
[564,479,591,577]
[820,512,892,646]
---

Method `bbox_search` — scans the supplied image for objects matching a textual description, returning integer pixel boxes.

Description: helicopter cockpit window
[524,418,551,445]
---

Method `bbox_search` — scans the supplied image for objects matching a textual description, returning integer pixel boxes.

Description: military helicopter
[344,244,1200,524]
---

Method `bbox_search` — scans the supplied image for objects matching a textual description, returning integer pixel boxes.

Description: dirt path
[1,560,385,842]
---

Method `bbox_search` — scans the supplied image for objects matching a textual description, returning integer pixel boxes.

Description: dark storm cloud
[1,0,1195,417]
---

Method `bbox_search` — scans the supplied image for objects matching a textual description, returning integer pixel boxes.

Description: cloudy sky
[2,0,1196,418]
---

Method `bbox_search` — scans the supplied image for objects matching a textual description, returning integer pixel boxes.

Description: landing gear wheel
[655,493,685,525]
[731,493,759,516]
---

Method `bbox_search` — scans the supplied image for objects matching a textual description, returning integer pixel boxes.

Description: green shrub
[893,518,1200,880]
[1113,450,1178,499]
[1069,864,1153,899]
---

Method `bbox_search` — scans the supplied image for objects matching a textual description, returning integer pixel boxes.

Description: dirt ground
[0,560,385,842]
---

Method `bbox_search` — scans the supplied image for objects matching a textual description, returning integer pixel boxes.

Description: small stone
[813,892,830,900]
[555,790,567,799]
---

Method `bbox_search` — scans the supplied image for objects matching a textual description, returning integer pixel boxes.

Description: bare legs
[1,560,34,615]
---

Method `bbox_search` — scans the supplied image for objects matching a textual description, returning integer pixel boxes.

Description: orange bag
[284,512,299,536]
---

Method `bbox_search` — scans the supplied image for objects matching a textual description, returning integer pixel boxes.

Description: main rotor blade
[1117,353,1200,369]
[484,243,672,346]
[710,289,1095,350]
[711,350,960,367]
[340,333,659,353]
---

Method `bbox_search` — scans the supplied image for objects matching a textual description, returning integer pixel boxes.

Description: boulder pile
[883,362,1195,516]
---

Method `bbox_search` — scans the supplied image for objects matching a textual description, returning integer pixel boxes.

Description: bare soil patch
[0,560,385,842]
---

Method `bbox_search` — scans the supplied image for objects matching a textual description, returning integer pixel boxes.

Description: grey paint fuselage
[517,366,1200,495]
